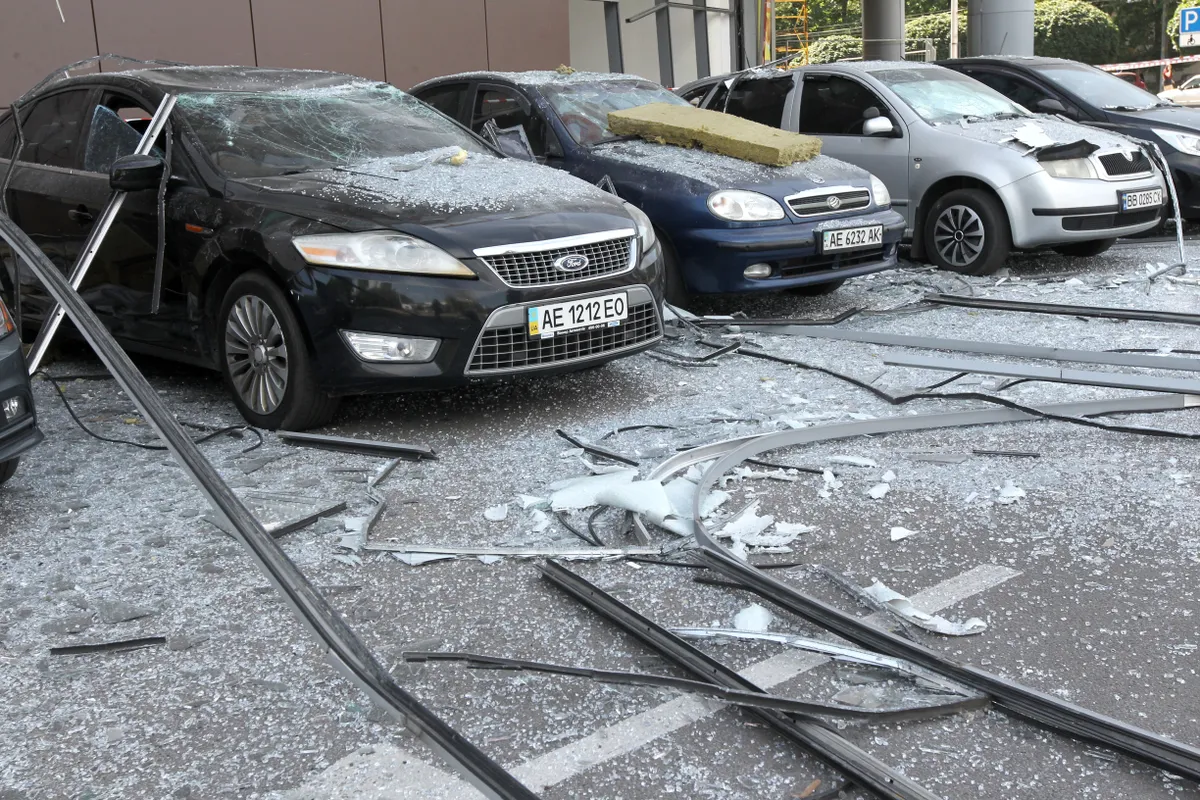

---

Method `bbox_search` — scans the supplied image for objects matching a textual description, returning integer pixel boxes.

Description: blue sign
[1183,7,1200,34]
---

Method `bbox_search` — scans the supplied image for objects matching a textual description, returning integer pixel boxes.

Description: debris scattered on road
[277,430,436,460]
[996,480,1027,505]
[733,603,773,632]
[483,504,509,522]
[890,527,916,542]
[863,580,987,636]
[50,636,167,656]
[204,490,346,538]
[868,483,890,500]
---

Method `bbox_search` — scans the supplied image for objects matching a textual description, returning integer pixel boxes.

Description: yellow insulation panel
[607,103,821,166]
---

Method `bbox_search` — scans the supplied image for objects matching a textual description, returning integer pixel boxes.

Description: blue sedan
[411,71,905,301]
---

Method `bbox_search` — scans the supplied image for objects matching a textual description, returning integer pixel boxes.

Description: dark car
[939,56,1200,219]
[0,67,664,430]
[0,295,42,485]
[410,71,906,301]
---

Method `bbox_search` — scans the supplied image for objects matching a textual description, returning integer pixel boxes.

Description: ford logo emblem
[554,253,590,273]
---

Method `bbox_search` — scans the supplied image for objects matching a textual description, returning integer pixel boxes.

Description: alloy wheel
[225,295,289,415]
[933,204,986,268]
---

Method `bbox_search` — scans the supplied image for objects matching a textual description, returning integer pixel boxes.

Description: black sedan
[940,56,1200,219]
[0,295,42,484]
[0,67,664,430]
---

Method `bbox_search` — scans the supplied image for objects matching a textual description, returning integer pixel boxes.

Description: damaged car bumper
[671,210,906,294]
[0,327,43,465]
[291,242,665,396]
[1003,165,1167,248]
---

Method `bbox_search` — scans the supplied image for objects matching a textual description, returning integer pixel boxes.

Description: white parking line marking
[283,564,1020,798]
[513,563,1021,791]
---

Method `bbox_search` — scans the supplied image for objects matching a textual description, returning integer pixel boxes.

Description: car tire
[924,189,1010,275]
[658,232,690,308]
[1052,238,1116,258]
[218,271,339,431]
[0,458,18,486]
[787,278,846,296]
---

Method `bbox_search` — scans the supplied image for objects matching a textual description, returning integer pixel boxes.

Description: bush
[1033,0,1119,64]
[904,12,967,60]
[807,34,863,64]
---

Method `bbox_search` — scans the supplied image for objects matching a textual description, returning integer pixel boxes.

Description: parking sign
[1182,7,1200,48]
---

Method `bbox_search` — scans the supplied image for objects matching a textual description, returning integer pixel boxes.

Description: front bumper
[669,210,907,294]
[291,243,664,396]
[0,334,43,465]
[1002,170,1166,248]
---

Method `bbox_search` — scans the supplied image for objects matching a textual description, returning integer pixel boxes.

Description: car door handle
[67,208,94,225]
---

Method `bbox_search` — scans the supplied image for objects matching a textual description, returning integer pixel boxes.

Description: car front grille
[468,300,662,374]
[777,247,888,277]
[476,235,637,287]
[1098,151,1152,177]
[786,189,872,217]
[1062,208,1159,231]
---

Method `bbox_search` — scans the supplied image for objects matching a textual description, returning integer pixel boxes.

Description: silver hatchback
[683,62,1167,274]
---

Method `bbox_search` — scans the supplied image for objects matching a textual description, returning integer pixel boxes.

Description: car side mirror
[1036,98,1068,115]
[110,153,164,191]
[863,116,895,137]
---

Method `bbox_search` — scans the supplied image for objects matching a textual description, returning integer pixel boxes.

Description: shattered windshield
[870,68,1029,125]
[176,84,489,178]
[541,80,690,146]
[1033,63,1166,110]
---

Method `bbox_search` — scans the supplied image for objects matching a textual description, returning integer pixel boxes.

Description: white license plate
[822,225,884,252]
[527,292,628,339]
[1121,188,1162,211]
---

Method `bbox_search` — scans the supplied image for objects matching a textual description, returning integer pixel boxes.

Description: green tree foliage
[904,12,967,59]
[1034,0,1120,63]
[807,33,864,63]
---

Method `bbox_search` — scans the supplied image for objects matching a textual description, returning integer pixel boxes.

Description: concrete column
[967,0,1034,57]
[862,0,906,61]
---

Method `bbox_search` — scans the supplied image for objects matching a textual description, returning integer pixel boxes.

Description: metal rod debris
[540,562,947,800]
[50,636,167,656]
[365,543,662,559]
[403,651,987,721]
[741,325,1200,373]
[278,431,436,460]
[554,429,639,466]
[925,293,1200,327]
[882,354,1200,395]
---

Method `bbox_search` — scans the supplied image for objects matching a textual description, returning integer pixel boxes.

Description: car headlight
[1154,128,1200,157]
[1041,158,1098,180]
[0,297,13,339]
[707,190,786,222]
[869,175,891,207]
[292,232,476,278]
[623,201,656,253]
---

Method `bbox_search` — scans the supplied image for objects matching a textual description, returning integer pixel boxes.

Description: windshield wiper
[589,134,638,146]
[1103,104,1154,112]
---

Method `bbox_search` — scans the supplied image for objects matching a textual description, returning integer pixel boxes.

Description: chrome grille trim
[465,285,662,375]
[474,229,638,288]
[785,185,872,217]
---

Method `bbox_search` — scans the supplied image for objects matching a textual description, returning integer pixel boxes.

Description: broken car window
[542,80,690,146]
[83,106,145,173]
[870,68,1028,125]
[175,84,489,179]
[472,88,552,157]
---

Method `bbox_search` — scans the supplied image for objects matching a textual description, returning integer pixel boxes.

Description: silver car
[682,62,1167,274]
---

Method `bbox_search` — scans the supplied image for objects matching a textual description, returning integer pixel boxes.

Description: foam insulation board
[608,103,822,166]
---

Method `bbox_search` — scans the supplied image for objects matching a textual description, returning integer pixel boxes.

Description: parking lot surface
[3,239,1200,799]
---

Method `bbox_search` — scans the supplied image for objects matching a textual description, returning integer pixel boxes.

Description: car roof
[414,70,659,92]
[39,65,364,96]
[939,55,1079,69]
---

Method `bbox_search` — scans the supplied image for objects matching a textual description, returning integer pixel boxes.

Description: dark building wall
[1,0,569,108]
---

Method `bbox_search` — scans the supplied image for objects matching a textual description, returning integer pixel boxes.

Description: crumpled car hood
[942,116,1137,153]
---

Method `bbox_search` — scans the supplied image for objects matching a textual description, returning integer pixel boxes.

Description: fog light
[744,263,772,279]
[2,396,22,421]
[341,331,439,363]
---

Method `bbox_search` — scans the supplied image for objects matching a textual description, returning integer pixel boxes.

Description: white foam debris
[830,455,878,468]
[715,503,775,540]
[391,552,454,566]
[518,494,548,510]
[483,504,509,522]
[890,526,916,542]
[476,555,503,565]
[735,529,802,548]
[823,470,843,489]
[995,480,1027,505]
[549,469,638,511]
[868,483,891,500]
[663,477,729,519]
[863,580,987,636]
[594,481,674,525]
[881,470,897,483]
[775,521,817,537]
[733,603,773,632]
[528,509,550,533]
